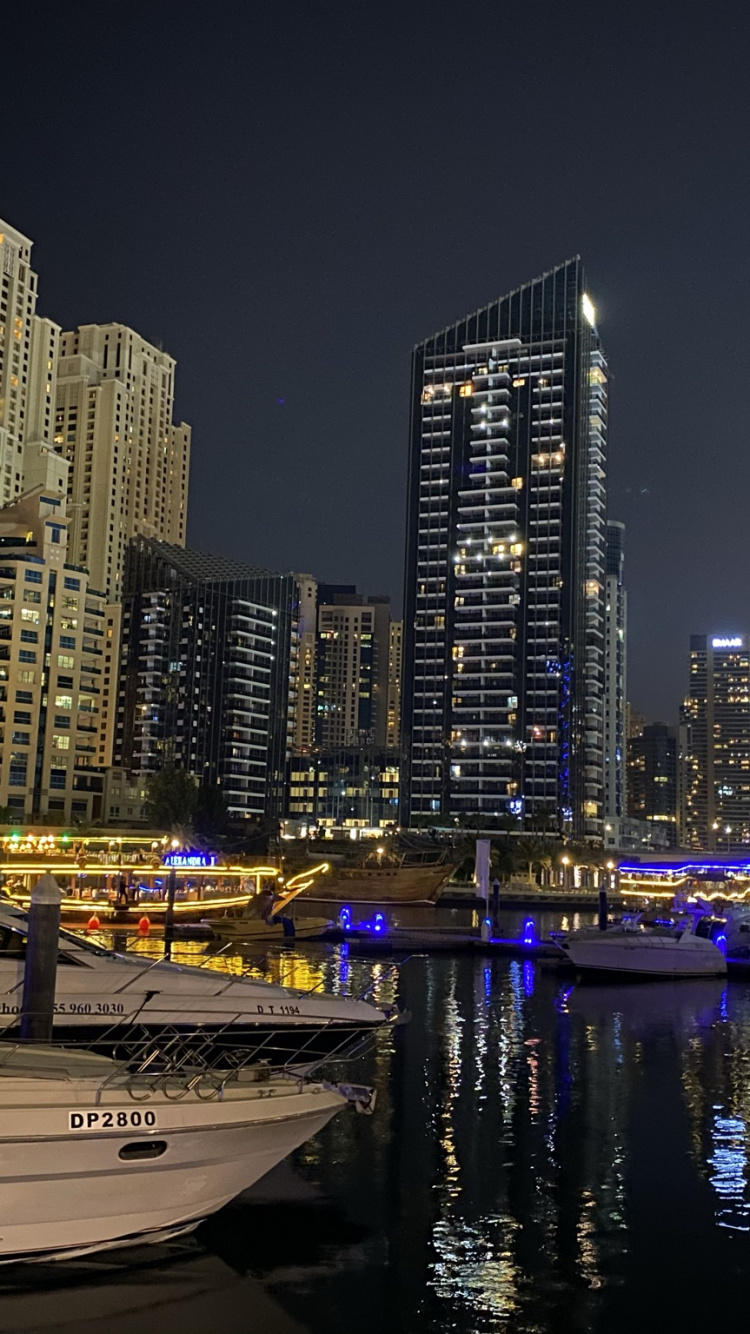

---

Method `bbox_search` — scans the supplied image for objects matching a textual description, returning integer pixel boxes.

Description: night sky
[6,2,749,723]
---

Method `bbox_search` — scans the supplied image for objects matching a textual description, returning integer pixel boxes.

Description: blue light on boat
[339,906,352,931]
[715,932,727,955]
[522,917,536,947]
[373,912,385,934]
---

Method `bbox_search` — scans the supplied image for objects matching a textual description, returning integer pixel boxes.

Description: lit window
[54,694,73,710]
[53,734,70,750]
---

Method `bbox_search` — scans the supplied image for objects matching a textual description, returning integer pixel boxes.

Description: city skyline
[4,6,749,730]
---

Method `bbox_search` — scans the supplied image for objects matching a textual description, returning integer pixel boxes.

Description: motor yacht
[558,912,727,978]
[0,1040,352,1262]
[0,907,392,1066]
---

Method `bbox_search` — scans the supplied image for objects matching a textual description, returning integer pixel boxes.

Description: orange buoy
[138,916,151,935]
[87,914,100,931]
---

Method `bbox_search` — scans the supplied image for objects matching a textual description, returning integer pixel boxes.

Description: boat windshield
[0,912,114,960]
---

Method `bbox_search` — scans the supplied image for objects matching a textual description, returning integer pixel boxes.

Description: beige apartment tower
[0,489,109,822]
[0,221,65,508]
[54,324,190,600]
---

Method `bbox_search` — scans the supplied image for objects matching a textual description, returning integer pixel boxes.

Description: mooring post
[164,866,177,959]
[598,884,608,932]
[20,872,62,1043]
[475,839,491,906]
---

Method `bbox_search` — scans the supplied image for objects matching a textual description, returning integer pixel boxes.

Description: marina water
[1,915,749,1333]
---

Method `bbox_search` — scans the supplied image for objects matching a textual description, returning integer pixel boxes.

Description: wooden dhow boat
[301,852,454,904]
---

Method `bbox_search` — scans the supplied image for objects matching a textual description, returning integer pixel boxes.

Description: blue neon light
[619,861,750,875]
[522,917,536,947]
[162,851,217,869]
[339,905,352,931]
[715,932,728,955]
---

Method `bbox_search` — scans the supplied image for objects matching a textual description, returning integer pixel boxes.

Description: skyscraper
[0,488,107,822]
[604,521,627,820]
[116,538,303,819]
[0,220,65,507]
[627,721,678,845]
[54,325,190,601]
[401,258,608,838]
[683,634,750,852]
[315,589,392,749]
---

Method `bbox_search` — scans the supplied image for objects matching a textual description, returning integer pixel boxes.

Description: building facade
[287,747,399,832]
[386,619,403,749]
[604,521,627,821]
[293,575,318,750]
[54,324,190,601]
[627,721,678,846]
[0,489,108,822]
[0,219,64,509]
[401,258,608,838]
[116,539,304,820]
[315,588,393,749]
[683,634,750,851]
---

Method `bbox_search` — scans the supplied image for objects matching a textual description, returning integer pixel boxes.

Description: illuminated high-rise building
[627,721,678,846]
[604,521,627,820]
[402,258,608,838]
[683,634,750,852]
[54,324,190,601]
[0,219,66,507]
[0,488,108,823]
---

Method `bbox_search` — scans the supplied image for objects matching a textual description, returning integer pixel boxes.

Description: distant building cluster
[0,213,742,849]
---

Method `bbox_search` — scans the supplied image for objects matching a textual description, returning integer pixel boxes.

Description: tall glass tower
[401,258,608,839]
[604,521,627,821]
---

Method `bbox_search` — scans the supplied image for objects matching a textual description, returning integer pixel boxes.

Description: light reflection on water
[8,929,750,1331]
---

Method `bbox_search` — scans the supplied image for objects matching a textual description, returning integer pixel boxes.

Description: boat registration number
[68,1109,158,1131]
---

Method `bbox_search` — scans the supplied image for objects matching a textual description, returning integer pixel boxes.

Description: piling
[20,872,62,1043]
[475,840,491,909]
[164,867,178,959]
[598,885,608,932]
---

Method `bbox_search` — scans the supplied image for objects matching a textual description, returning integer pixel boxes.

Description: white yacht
[0,1041,352,1262]
[558,913,727,978]
[0,907,391,1065]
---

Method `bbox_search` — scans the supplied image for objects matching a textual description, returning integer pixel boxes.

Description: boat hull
[308,864,452,904]
[562,936,726,978]
[209,916,332,943]
[0,1084,344,1261]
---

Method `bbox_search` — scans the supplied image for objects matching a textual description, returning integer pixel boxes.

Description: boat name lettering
[69,1110,157,1131]
[255,1004,300,1015]
[162,852,218,868]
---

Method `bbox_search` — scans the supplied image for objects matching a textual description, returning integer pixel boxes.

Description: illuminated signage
[712,637,743,649]
[162,852,217,869]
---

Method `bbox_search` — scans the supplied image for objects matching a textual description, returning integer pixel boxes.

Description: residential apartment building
[53,324,190,601]
[683,634,750,851]
[627,721,678,846]
[315,588,393,749]
[287,746,399,832]
[0,220,64,508]
[402,258,608,837]
[604,521,627,821]
[0,489,107,822]
[386,619,403,749]
[116,539,303,820]
[293,575,318,750]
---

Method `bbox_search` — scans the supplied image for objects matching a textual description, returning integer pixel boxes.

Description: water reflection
[11,937,750,1331]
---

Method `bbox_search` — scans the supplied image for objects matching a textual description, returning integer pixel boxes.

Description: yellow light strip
[4,891,259,915]
[0,862,278,878]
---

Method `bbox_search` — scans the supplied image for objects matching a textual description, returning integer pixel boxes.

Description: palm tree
[516,836,553,886]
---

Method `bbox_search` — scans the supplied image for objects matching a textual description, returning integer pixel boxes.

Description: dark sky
[6,2,750,723]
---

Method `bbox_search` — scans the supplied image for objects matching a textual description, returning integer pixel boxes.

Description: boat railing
[0,1002,386,1096]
